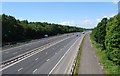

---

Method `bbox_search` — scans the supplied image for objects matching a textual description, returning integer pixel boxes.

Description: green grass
[90,34,120,74]
[73,34,87,76]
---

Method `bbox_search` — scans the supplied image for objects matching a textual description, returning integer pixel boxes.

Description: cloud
[59,21,75,26]
[83,17,88,19]
[97,19,101,22]
[59,13,117,29]
[103,13,116,18]
[99,13,116,19]
[15,17,24,20]
[59,19,100,29]
[113,0,119,4]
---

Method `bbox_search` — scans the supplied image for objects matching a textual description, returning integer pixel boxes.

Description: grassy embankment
[90,33,120,74]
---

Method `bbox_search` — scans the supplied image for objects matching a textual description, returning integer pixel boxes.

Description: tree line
[91,14,120,65]
[2,14,84,43]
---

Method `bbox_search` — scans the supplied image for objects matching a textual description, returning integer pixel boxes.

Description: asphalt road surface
[79,33,103,74]
[2,33,75,62]
[2,32,84,74]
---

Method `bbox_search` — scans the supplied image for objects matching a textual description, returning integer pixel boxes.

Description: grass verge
[90,33,120,74]
[73,34,87,75]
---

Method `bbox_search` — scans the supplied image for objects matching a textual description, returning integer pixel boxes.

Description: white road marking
[13,52,17,54]
[0,35,73,71]
[35,58,38,61]
[60,49,62,50]
[48,37,79,74]
[18,68,23,71]
[46,52,48,54]
[33,69,38,73]
[2,34,62,52]
[46,59,50,61]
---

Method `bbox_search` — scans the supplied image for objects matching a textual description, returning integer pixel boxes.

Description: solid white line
[48,37,80,74]
[33,69,38,73]
[0,36,73,71]
[2,33,75,53]
[18,68,23,71]
[2,35,62,52]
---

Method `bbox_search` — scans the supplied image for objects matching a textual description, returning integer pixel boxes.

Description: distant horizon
[2,2,118,29]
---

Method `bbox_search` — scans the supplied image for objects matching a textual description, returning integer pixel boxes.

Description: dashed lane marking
[18,68,23,71]
[33,69,38,73]
[46,59,50,62]
[35,58,38,61]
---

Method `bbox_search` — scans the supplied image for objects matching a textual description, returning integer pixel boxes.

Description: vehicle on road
[44,34,48,37]
[76,34,80,37]
[82,32,85,34]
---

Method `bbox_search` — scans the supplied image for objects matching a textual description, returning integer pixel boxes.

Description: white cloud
[113,0,119,4]
[15,17,24,20]
[103,13,116,19]
[59,13,116,29]
[59,19,100,29]
[97,19,101,22]
[59,21,75,26]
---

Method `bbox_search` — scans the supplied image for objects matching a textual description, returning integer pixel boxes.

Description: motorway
[1,32,85,74]
[2,33,75,62]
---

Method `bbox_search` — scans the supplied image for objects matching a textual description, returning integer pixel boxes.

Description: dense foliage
[2,14,84,43]
[91,14,120,65]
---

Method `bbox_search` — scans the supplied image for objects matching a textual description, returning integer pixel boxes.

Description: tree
[2,14,84,43]
[92,18,108,49]
[105,14,120,64]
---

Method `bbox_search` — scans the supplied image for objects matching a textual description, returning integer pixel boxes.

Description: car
[44,34,48,37]
[83,32,85,34]
[76,34,80,37]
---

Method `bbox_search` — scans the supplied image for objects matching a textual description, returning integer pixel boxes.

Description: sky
[2,1,119,28]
